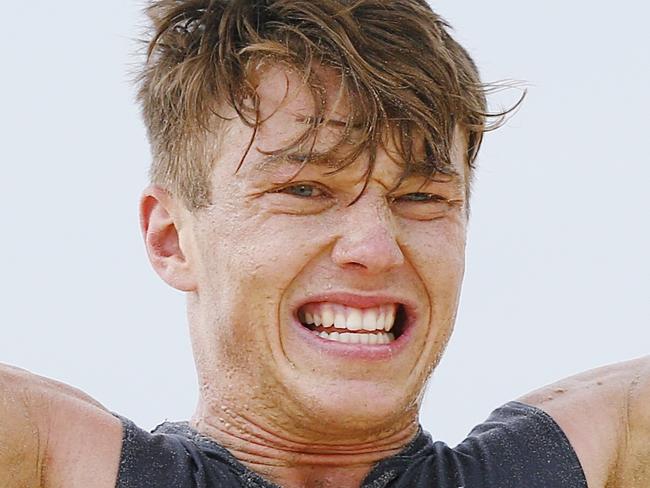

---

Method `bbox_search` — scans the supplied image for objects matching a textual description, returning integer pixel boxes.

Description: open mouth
[297,302,407,345]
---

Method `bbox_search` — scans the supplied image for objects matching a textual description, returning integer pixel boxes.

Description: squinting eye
[277,184,325,198]
[390,192,463,220]
[395,192,446,203]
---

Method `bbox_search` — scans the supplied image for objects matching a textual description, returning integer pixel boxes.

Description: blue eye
[279,184,324,198]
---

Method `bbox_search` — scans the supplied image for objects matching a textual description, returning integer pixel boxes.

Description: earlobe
[140,186,197,292]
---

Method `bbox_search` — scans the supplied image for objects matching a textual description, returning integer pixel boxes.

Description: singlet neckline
[152,419,433,488]
[136,401,586,488]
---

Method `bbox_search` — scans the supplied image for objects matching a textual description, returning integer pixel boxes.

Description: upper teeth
[300,303,397,332]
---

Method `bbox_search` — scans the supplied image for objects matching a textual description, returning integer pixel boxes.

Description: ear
[140,185,197,292]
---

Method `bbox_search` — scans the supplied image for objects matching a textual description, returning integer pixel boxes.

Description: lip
[289,291,420,360]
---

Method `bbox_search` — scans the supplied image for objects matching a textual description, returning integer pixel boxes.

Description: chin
[291,378,420,436]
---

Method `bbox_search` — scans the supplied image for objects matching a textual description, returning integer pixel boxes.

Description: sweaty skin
[519,356,650,488]
[146,65,468,486]
[2,358,649,487]
[0,66,648,488]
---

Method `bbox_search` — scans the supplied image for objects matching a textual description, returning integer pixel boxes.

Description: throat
[190,404,419,488]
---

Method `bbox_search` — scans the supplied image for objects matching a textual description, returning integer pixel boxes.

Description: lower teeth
[313,330,395,345]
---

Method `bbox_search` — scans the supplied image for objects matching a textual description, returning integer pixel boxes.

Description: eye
[393,192,446,203]
[265,182,334,216]
[275,183,326,198]
[390,192,463,220]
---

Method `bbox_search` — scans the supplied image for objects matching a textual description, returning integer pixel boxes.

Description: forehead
[255,62,347,110]
[239,63,468,185]
[253,64,353,142]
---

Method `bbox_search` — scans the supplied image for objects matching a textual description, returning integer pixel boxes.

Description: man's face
[182,66,468,437]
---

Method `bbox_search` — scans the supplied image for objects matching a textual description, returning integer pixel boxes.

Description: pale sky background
[1,1,648,447]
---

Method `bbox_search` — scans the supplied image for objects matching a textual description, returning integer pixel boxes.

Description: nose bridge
[331,193,404,272]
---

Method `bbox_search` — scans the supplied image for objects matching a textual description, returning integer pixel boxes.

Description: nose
[331,196,405,274]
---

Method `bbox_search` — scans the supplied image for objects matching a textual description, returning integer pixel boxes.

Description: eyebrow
[406,169,465,195]
[296,115,365,130]
[254,150,465,192]
[406,164,463,181]
[290,115,463,177]
[254,151,342,173]
[252,114,465,187]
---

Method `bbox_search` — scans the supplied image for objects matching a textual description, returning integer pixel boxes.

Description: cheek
[195,211,334,305]
[191,212,336,375]
[242,215,333,280]
[403,220,467,281]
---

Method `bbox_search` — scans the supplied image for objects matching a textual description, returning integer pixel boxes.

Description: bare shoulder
[616,357,650,487]
[518,356,650,488]
[0,363,123,488]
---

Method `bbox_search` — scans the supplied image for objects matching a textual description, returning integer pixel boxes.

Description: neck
[191,399,420,488]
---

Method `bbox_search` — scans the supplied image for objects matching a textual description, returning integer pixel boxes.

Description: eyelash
[276,184,451,205]
[390,192,447,204]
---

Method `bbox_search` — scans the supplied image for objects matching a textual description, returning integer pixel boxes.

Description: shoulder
[616,357,650,487]
[517,356,650,488]
[0,363,124,488]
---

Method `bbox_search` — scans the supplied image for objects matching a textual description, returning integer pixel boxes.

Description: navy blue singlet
[115,401,587,487]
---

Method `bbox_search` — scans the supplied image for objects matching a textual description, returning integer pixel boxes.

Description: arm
[616,358,650,487]
[518,355,650,488]
[0,363,123,488]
